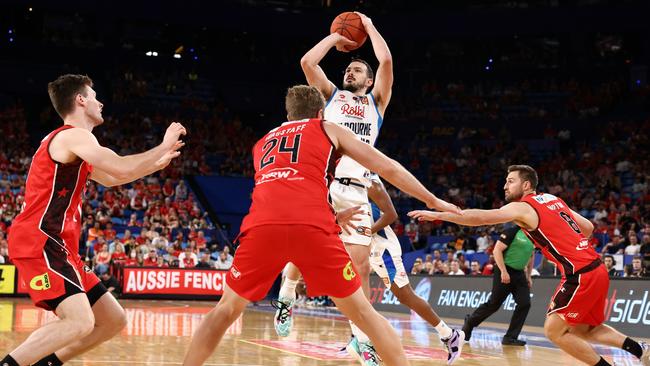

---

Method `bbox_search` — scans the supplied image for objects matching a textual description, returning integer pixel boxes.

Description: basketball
[330,12,367,51]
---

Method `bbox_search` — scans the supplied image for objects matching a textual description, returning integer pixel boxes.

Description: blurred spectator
[625,256,648,278]
[214,251,232,270]
[94,244,111,275]
[196,252,214,268]
[100,271,121,296]
[143,249,158,267]
[603,255,619,277]
[602,234,625,255]
[448,260,465,275]
[476,231,490,253]
[469,260,482,276]
[410,257,424,275]
[624,234,641,255]
[178,247,198,268]
[537,257,558,276]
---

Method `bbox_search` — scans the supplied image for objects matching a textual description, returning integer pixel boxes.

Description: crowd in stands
[0,104,234,279]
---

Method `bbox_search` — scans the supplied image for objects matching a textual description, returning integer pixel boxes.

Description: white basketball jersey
[324,88,383,186]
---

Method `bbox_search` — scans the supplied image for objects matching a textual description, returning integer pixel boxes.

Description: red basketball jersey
[520,193,599,276]
[8,125,93,259]
[239,119,339,234]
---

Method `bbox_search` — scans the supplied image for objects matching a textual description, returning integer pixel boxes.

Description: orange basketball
[330,12,367,51]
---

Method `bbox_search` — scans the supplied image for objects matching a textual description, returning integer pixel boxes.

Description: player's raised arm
[56,122,186,186]
[355,12,393,113]
[569,209,595,237]
[300,33,356,100]
[367,178,398,234]
[323,120,459,214]
[408,202,538,230]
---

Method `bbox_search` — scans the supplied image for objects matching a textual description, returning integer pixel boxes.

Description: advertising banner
[369,274,650,338]
[122,267,227,299]
[0,265,16,295]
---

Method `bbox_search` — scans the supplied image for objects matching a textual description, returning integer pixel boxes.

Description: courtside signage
[123,267,227,297]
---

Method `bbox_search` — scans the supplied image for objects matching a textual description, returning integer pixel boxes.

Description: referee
[462,227,534,345]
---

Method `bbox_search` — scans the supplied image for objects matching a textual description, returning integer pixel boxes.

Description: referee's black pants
[466,265,531,339]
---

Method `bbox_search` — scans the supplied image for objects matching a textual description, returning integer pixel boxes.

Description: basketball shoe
[346,336,380,366]
[441,329,465,365]
[271,297,294,337]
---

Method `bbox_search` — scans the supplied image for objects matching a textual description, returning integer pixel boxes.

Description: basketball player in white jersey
[367,175,464,365]
[273,12,459,365]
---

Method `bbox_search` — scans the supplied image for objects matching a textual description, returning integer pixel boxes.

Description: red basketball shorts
[548,265,609,326]
[227,224,361,302]
[13,243,102,311]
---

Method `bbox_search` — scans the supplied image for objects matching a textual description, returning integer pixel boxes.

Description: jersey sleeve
[497,227,520,247]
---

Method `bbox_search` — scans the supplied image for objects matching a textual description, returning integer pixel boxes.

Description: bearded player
[275,12,398,364]
[409,165,650,366]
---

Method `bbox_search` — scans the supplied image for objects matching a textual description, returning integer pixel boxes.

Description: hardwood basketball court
[0,298,645,365]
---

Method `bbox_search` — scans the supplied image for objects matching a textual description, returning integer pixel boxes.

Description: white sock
[350,321,370,343]
[279,278,298,301]
[435,320,453,339]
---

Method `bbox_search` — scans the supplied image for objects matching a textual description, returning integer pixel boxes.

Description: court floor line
[238,339,326,361]
[66,361,263,366]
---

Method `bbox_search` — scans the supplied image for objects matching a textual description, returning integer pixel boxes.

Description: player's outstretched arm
[300,33,356,100]
[355,12,393,112]
[408,202,537,230]
[367,178,398,234]
[59,122,186,187]
[323,121,459,214]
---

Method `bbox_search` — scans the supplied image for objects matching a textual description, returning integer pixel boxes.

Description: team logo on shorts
[83,265,93,273]
[230,266,241,280]
[30,273,51,291]
[355,226,372,237]
[566,312,579,318]
[343,261,356,281]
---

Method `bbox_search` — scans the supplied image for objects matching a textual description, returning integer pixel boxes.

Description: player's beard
[343,80,365,93]
[505,188,523,202]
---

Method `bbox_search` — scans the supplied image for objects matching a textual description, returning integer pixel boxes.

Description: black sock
[594,356,611,366]
[622,337,643,359]
[0,354,19,366]
[32,353,63,366]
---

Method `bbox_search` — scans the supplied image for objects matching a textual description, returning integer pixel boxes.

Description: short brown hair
[47,74,93,118]
[350,58,374,80]
[507,165,538,189]
[285,85,325,120]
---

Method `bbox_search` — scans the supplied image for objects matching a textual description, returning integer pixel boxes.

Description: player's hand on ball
[337,205,364,235]
[332,34,358,53]
[353,12,373,28]
[408,210,442,222]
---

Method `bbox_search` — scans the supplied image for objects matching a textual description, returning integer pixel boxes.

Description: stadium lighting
[152,51,158,56]
[28,7,33,12]
[488,58,493,63]
[174,54,181,59]
[485,66,490,70]
[145,51,152,56]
